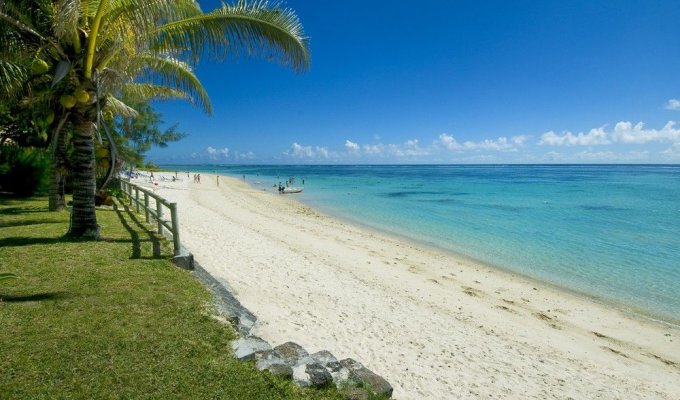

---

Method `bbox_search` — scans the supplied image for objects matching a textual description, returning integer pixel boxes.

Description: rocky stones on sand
[242,341,392,397]
[231,336,271,360]
[273,341,309,364]
[262,363,294,379]
[325,360,351,384]
[310,350,338,366]
[293,362,333,388]
[340,358,394,398]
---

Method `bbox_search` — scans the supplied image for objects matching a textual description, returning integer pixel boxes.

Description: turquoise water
[166,164,680,323]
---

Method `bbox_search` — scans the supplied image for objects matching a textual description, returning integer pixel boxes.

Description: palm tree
[1,0,309,238]
[0,0,70,210]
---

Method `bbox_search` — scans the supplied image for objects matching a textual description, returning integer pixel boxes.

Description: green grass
[0,197,341,400]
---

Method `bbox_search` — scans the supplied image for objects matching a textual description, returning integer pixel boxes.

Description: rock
[341,387,371,400]
[262,363,293,379]
[350,367,393,398]
[254,349,284,370]
[293,362,333,388]
[325,361,351,385]
[231,336,271,360]
[273,342,309,366]
[310,350,338,366]
[339,358,364,370]
[339,358,393,398]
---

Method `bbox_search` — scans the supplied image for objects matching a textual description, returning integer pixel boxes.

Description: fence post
[128,183,133,206]
[156,199,163,235]
[144,192,150,223]
[170,203,180,256]
[135,188,140,213]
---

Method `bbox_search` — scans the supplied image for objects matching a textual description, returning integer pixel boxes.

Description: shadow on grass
[0,236,63,247]
[0,291,69,303]
[0,235,135,248]
[0,219,64,228]
[112,203,162,259]
[0,206,49,215]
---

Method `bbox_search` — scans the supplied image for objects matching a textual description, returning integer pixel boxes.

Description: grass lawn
[0,197,341,399]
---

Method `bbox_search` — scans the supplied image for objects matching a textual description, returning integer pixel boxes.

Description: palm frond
[53,0,81,47]
[155,0,310,72]
[104,95,138,117]
[122,83,192,103]
[0,3,45,41]
[132,55,211,114]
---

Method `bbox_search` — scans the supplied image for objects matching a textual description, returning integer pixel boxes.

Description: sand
[137,172,679,399]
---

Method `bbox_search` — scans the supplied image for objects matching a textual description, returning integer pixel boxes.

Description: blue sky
[148,0,680,164]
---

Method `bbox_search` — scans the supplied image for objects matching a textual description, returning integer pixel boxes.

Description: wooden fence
[119,180,181,256]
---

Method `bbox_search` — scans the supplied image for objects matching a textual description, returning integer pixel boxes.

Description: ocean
[164,164,680,323]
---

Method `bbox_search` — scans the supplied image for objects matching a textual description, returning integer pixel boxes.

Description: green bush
[0,146,50,197]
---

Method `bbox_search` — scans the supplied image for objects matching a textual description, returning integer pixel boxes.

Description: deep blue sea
[165,164,680,323]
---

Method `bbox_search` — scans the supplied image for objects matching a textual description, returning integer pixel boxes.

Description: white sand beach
[138,172,679,399]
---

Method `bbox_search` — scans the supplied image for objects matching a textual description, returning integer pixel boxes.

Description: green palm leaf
[155,1,310,71]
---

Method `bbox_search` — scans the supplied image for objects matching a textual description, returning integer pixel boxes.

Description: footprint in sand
[462,286,482,297]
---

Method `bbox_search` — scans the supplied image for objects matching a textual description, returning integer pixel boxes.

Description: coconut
[95,147,109,158]
[74,88,90,104]
[31,59,49,75]
[45,111,55,124]
[60,94,76,109]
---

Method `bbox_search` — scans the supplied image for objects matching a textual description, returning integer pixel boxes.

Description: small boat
[282,187,303,194]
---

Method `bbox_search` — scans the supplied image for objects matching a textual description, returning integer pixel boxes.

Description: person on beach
[197,174,201,183]
[216,176,220,186]
[150,171,154,182]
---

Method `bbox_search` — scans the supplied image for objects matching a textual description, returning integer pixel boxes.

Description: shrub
[0,146,50,197]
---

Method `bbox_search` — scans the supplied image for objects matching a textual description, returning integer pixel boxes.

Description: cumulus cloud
[207,146,229,160]
[664,99,680,110]
[612,121,680,144]
[234,151,256,160]
[438,133,528,152]
[286,142,331,159]
[362,143,385,155]
[539,127,610,146]
[661,142,680,159]
[438,134,463,151]
[539,121,680,147]
[344,140,360,152]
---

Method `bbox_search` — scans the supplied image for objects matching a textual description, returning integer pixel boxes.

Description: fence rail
[119,180,181,256]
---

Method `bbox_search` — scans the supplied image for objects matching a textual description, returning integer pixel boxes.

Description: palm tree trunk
[67,117,99,239]
[48,117,69,211]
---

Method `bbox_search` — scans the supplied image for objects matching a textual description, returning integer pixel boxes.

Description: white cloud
[539,121,680,147]
[286,142,330,159]
[661,142,680,159]
[438,133,463,151]
[612,121,680,144]
[539,127,610,146]
[207,146,229,160]
[664,99,680,110]
[438,133,527,152]
[234,151,256,160]
[344,140,360,152]
[362,143,385,155]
